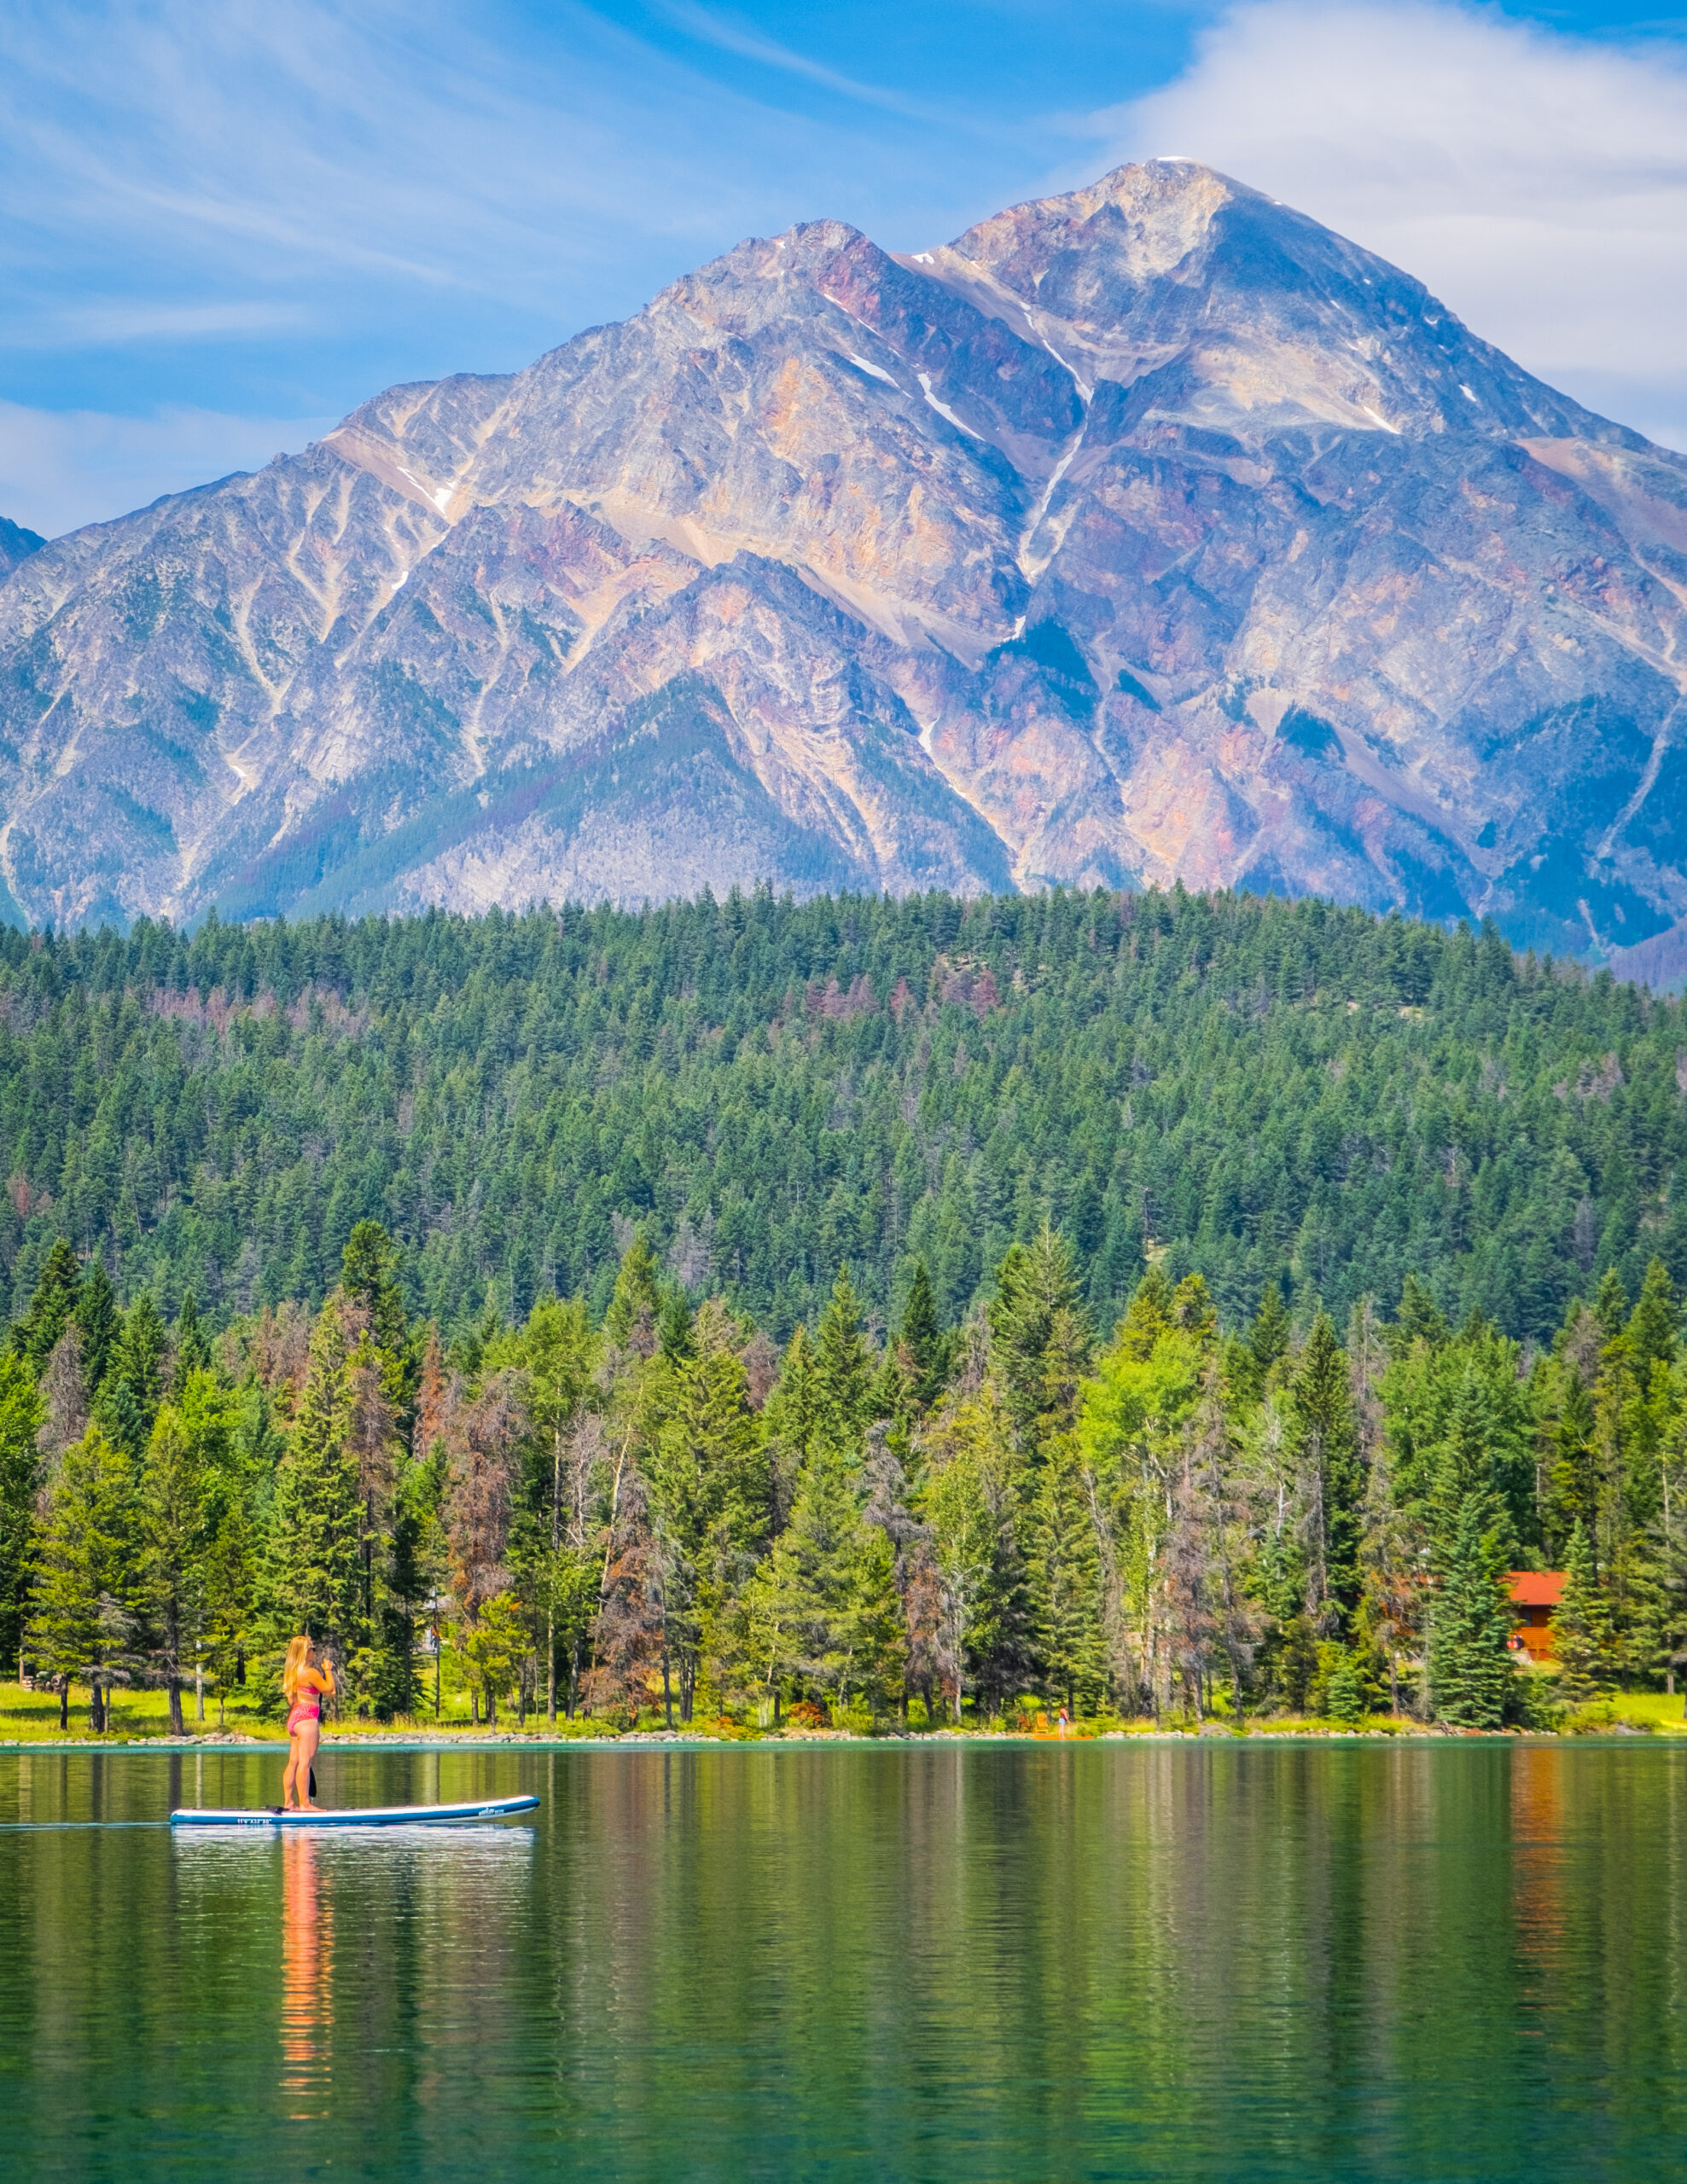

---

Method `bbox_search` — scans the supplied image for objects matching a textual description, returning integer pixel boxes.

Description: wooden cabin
[1506,1571,1566,1662]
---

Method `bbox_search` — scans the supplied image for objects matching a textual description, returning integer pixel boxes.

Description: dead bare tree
[442,1368,523,1722]
[583,1455,662,1721]
[39,1324,88,1467]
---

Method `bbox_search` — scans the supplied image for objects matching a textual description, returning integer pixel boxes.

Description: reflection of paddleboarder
[280,1831,333,2118]
[282,1635,334,1812]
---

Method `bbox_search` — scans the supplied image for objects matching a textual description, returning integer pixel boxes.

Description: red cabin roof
[1506,1571,1566,1607]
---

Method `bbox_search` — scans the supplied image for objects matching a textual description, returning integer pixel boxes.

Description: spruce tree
[1114,1263,1174,1362]
[748,1442,901,1718]
[73,1262,120,1398]
[372,1505,423,1721]
[1249,1283,1292,1382]
[1549,1372,1597,1550]
[1626,1260,1680,1379]
[813,1268,876,1461]
[991,1226,1092,1452]
[95,1297,167,1461]
[604,1234,661,1352]
[921,1382,1030,1720]
[135,1405,208,1734]
[1027,1438,1105,1714]
[761,1323,819,1526]
[897,1262,950,1417]
[171,1292,212,1396]
[1393,1273,1449,1354]
[657,1289,695,1365]
[1593,1267,1631,1345]
[265,1300,363,1661]
[201,1502,256,1723]
[1551,1519,1612,1705]
[0,1352,44,1675]
[1428,1493,1515,1728]
[341,1220,410,1360]
[1323,1649,1367,1725]
[27,1428,134,1730]
[1289,1315,1364,1634]
[12,1241,81,1372]
[649,1331,765,1720]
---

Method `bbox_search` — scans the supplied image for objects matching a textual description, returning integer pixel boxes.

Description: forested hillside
[0,886,1682,1349]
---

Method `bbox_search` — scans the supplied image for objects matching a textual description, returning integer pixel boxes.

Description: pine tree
[1393,1272,1448,1354]
[921,1381,1031,1721]
[0,1351,44,1675]
[1593,1267,1631,1345]
[442,1371,522,1721]
[1626,1259,1680,1379]
[12,1242,81,1372]
[897,1262,950,1417]
[585,1457,663,1723]
[341,1220,410,1361]
[27,1427,135,1730]
[1428,1493,1515,1728]
[1289,1315,1364,1634]
[95,1296,167,1461]
[812,1267,877,1461]
[1551,1519,1612,1705]
[604,1234,661,1353]
[1249,1283,1292,1382]
[73,1261,120,1400]
[201,1502,256,1723]
[748,1441,902,1719]
[38,1324,89,1461]
[1323,1648,1366,1725]
[515,1293,598,1722]
[1114,1264,1173,1363]
[171,1292,212,1396]
[991,1227,1092,1451]
[371,1502,424,1721]
[649,1327,765,1721]
[1027,1438,1105,1715]
[135,1404,208,1734]
[265,1299,363,1662]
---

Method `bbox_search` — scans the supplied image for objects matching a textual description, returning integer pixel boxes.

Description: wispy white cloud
[0,0,900,322]
[0,403,335,539]
[1077,0,1687,447]
[0,303,313,351]
[653,2,957,125]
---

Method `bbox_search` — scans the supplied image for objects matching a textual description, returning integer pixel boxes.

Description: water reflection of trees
[5,1750,1687,2176]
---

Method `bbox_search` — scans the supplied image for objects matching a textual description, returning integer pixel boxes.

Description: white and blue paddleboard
[170,1793,539,1828]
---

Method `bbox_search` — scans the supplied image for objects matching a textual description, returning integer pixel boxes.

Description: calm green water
[2,1741,1684,2181]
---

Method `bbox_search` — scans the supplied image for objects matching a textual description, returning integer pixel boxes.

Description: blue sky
[3,0,1686,534]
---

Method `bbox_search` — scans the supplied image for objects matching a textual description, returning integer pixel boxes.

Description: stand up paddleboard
[169,1793,539,1828]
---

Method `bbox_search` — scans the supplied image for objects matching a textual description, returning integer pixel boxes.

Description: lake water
[2,1740,1684,2181]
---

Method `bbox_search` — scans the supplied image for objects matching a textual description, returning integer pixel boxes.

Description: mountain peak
[0,164,1682,961]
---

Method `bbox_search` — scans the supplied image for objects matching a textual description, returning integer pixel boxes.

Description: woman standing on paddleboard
[282,1635,334,1811]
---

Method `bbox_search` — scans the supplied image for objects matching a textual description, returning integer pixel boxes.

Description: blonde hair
[282,1634,313,1703]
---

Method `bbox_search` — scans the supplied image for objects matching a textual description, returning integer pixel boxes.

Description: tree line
[0,885,1680,1354]
[3,1215,1680,1734]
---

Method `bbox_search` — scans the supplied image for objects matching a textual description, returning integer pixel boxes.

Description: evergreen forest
[1,884,1684,1733]
[0,886,1681,1345]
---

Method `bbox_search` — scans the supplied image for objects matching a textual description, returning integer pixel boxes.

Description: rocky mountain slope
[3,160,1686,958]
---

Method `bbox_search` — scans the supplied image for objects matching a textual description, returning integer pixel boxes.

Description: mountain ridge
[3,160,1685,961]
